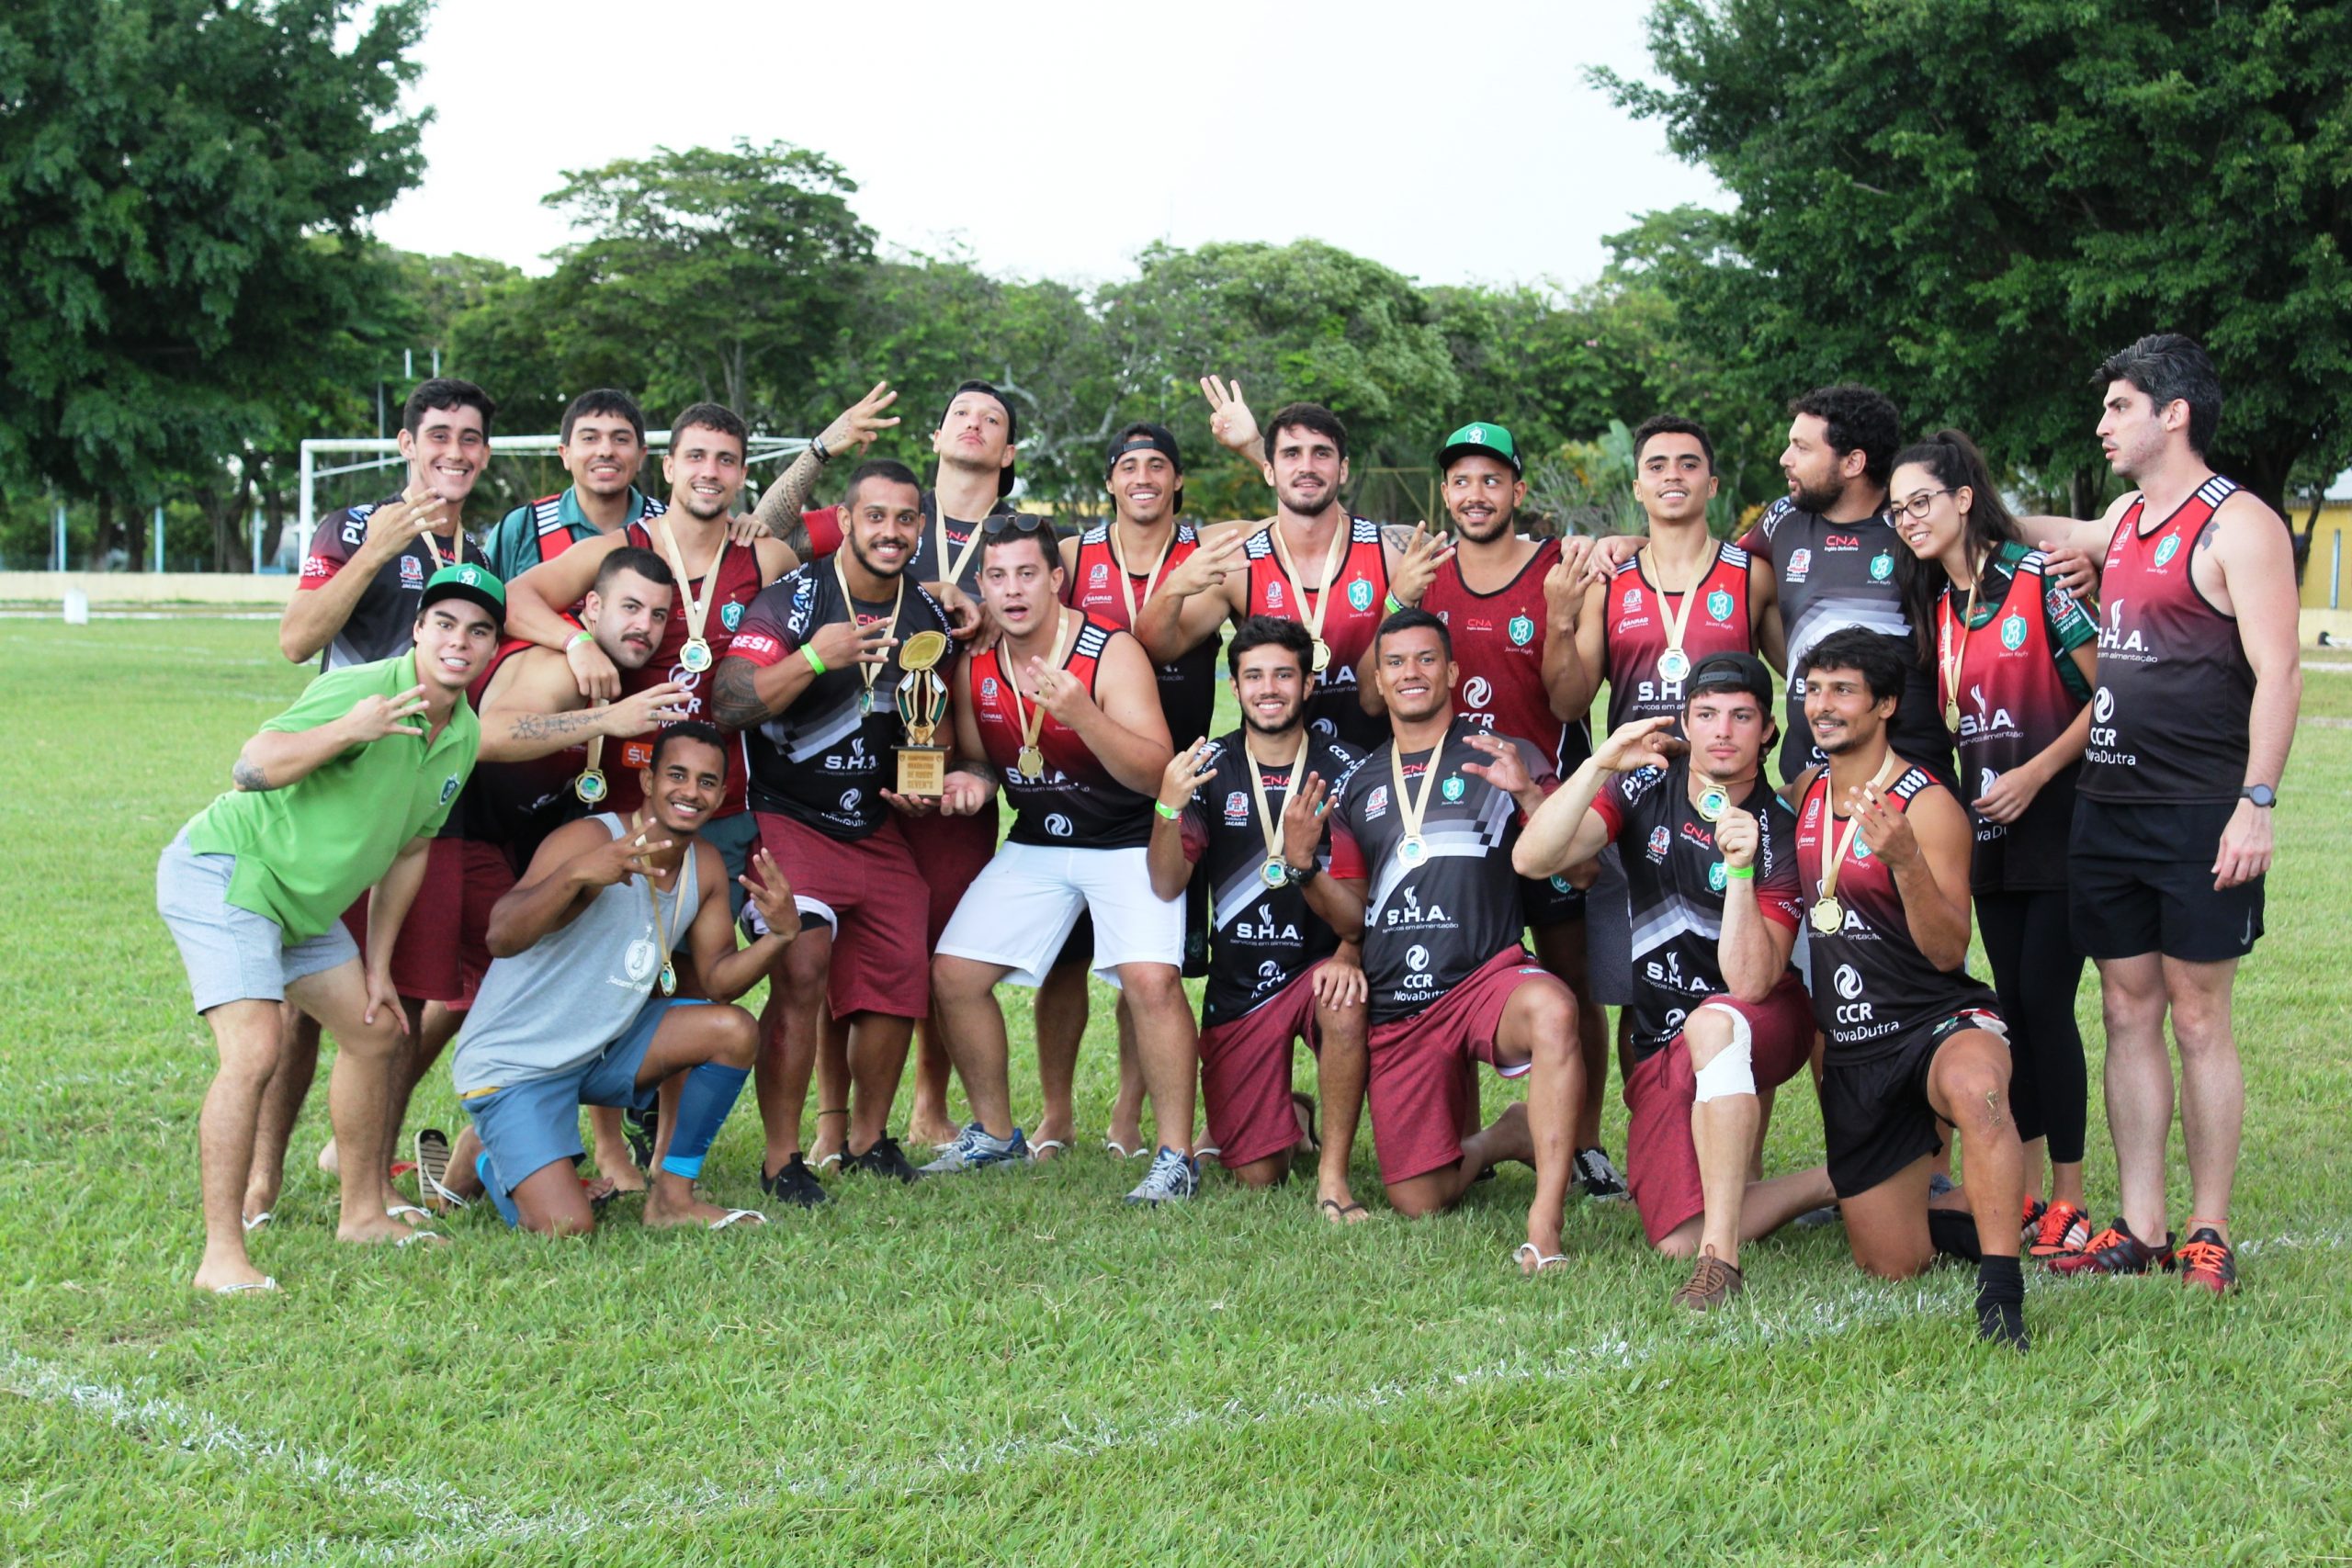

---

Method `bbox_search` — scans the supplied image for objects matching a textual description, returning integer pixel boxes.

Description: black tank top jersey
[1601,541,1758,730]
[1592,760,1803,1061]
[729,564,956,840]
[457,639,591,872]
[1241,516,1391,752]
[1065,521,1218,751]
[297,495,491,673]
[1937,544,2096,891]
[1326,716,1556,1024]
[1740,499,1951,784]
[1421,539,1591,775]
[1180,729,1363,1027]
[2081,476,2256,805]
[910,492,1024,599]
[1793,761,1996,1063]
[968,614,1157,850]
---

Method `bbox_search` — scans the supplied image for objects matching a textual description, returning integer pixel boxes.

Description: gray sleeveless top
[451,812,701,1093]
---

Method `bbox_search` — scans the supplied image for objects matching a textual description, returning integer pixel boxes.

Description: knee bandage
[1689,1005,1757,1103]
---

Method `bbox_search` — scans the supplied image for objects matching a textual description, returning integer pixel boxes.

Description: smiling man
[158,565,503,1293]
[480,389,666,584]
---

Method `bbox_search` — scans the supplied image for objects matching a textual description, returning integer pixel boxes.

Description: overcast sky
[372,0,1726,294]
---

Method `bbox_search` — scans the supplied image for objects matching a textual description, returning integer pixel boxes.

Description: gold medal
[1245,733,1309,889]
[1657,647,1691,682]
[1311,637,1332,674]
[1269,519,1349,679]
[575,769,608,805]
[1809,896,1844,933]
[1938,567,1983,739]
[1943,698,1962,733]
[1388,725,1449,873]
[1017,744,1045,778]
[1396,834,1428,867]
[679,637,713,673]
[634,811,687,998]
[659,961,677,998]
[653,519,726,676]
[1810,753,1900,934]
[1261,858,1289,888]
[1002,610,1077,787]
[1697,784,1730,822]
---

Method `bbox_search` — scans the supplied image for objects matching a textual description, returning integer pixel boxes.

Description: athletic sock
[1975,1254,2028,1350]
[656,1063,752,1181]
[1928,1206,1983,1262]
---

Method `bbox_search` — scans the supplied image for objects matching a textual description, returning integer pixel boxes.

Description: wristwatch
[2242,784,2277,808]
[1284,858,1321,887]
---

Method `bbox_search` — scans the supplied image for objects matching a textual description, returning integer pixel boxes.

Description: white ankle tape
[1690,1004,1756,1103]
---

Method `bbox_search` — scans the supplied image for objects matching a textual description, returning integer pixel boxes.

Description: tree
[0,0,432,534]
[1596,0,2352,536]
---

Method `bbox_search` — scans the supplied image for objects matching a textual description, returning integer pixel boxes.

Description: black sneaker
[843,1136,920,1183]
[622,1104,659,1174]
[1573,1146,1628,1201]
[759,1153,830,1208]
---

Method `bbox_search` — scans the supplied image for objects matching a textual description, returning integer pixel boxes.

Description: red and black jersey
[1423,538,1590,775]
[2082,475,2256,806]
[296,495,490,672]
[1600,541,1757,730]
[1241,516,1390,751]
[1937,543,2097,891]
[1327,716,1557,1024]
[729,565,956,840]
[1067,520,1218,751]
[1741,500,1951,785]
[604,517,773,816]
[1794,761,1996,1063]
[968,614,1156,850]
[1593,760,1802,1061]
[1178,729,1363,1027]
[456,640,592,873]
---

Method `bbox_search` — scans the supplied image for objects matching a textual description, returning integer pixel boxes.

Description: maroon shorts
[1198,964,1329,1170]
[899,807,998,947]
[756,811,931,1020]
[1622,972,1815,1245]
[340,838,512,1008]
[1364,947,1555,1186]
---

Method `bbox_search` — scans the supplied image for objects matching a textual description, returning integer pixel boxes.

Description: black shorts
[1822,1005,2006,1199]
[2069,797,2264,963]
[1053,864,1212,980]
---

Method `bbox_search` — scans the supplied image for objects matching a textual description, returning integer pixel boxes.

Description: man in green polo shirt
[157,565,503,1293]
[480,389,664,583]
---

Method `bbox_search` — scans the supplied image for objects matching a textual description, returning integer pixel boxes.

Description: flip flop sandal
[1293,1092,1320,1155]
[214,1277,278,1295]
[1317,1197,1367,1223]
[708,1208,766,1230]
[413,1129,453,1204]
[395,1230,446,1248]
[1102,1138,1147,1159]
[622,1106,659,1174]
[385,1203,435,1225]
[1027,1139,1070,1163]
[1512,1242,1569,1275]
[241,1211,273,1233]
[580,1177,620,1215]
[389,1160,417,1181]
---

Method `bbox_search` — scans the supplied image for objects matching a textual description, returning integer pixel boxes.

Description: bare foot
[808,1134,848,1170]
[600,1159,650,1194]
[337,1212,435,1246]
[1317,1192,1370,1225]
[1514,1236,1569,1275]
[193,1254,273,1293]
[1293,1092,1319,1154]
[643,1178,742,1229]
[314,1137,340,1176]
[241,1176,280,1228]
[1103,1121,1146,1157]
[906,1109,958,1148]
[1028,1117,1075,1163]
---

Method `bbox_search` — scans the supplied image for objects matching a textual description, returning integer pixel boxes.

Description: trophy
[894,629,951,797]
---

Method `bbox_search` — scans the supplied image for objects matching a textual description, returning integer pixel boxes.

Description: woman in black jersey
[1892,430,2099,1262]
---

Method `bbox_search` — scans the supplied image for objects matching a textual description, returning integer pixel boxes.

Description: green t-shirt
[185,653,481,941]
[481,486,659,584]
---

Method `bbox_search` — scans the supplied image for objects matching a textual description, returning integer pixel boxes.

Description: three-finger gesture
[1280,769,1331,867]
[1849,781,1917,869]
[1199,374,1261,455]
[342,684,430,743]
[739,847,799,941]
[1159,737,1218,816]
[822,381,901,458]
[1460,731,1534,798]
[1386,523,1454,609]
[1029,657,1093,723]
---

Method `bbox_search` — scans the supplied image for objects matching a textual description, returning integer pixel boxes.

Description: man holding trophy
[711,460,958,1201]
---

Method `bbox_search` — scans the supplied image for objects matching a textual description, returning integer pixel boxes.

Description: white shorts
[935,842,1182,988]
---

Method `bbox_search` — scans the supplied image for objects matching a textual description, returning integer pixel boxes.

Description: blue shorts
[465,998,707,1223]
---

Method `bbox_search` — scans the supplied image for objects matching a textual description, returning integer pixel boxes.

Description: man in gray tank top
[436,723,802,1234]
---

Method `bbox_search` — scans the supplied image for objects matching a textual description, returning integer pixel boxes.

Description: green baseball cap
[420,561,506,628]
[1435,421,1521,475]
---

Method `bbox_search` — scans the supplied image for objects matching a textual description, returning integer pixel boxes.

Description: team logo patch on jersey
[839,789,860,812]
[1708,862,1728,893]
[1852,838,1873,861]
[1347,577,1374,612]
[1441,776,1465,803]
[1707,589,1734,623]
[2046,587,2075,624]
[438,774,459,805]
[400,556,425,589]
[1549,875,1573,894]
[1507,615,1534,646]
[1266,581,1285,608]
[1646,825,1671,863]
[1224,790,1250,824]
[721,602,744,631]
[2154,536,2181,568]
[1833,964,1864,1000]
[1461,676,1492,710]
[1623,588,1643,614]
[2000,614,2028,650]
[1869,552,1894,582]
[981,676,1000,699]
[1046,813,1074,839]
[625,938,659,984]
[1787,549,1812,581]
[1363,784,1390,818]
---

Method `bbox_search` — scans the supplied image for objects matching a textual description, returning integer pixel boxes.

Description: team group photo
[7,1,2349,1561]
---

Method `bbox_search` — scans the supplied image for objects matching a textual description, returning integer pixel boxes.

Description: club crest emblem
[721,602,743,631]
[2154,536,2181,568]
[1708,862,1727,892]
[1788,549,1812,581]
[1507,615,1534,646]
[1646,826,1671,862]
[1869,552,1894,582]
[1347,578,1374,612]
[2000,614,2028,650]
[1707,589,1734,623]
[1441,776,1465,803]
[439,775,459,805]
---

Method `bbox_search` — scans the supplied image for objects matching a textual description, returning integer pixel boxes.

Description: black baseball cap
[1684,651,1773,706]
[1105,423,1186,513]
[939,380,1018,498]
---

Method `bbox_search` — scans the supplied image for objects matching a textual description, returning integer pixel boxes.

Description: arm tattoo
[232,757,272,792]
[1379,522,1419,551]
[709,658,772,731]
[752,450,823,536]
[508,708,603,742]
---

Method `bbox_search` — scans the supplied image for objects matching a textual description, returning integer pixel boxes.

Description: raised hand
[567,637,622,702]
[1460,732,1534,795]
[1591,715,1686,774]
[1387,523,1455,609]
[1199,374,1261,455]
[608,681,694,735]
[805,616,898,674]
[362,496,452,564]
[822,381,901,458]
[1159,528,1246,600]
[1029,657,1095,724]
[583,824,673,890]
[739,847,800,941]
[1159,737,1219,816]
[1581,533,1643,588]
[1849,781,1918,869]
[1544,548,1587,626]
[1280,769,1330,866]
[343,684,430,742]
[1714,804,1760,869]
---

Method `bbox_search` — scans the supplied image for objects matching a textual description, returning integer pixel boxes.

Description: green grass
[5,619,2351,1565]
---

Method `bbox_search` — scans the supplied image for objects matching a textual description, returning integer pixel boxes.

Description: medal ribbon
[1937,562,1984,724]
[579,701,605,788]
[1388,724,1451,852]
[631,812,687,971]
[1648,541,1713,665]
[1110,521,1177,629]
[1003,609,1078,765]
[833,552,906,712]
[1248,734,1311,868]
[1816,751,1903,909]
[936,500,987,588]
[1269,519,1349,650]
[653,518,721,653]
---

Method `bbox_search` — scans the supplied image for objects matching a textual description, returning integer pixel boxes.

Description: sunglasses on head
[981,513,1046,536]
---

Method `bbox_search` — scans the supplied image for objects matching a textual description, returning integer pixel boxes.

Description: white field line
[21,1227,2344,1565]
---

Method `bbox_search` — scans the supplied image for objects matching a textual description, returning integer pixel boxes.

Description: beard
[1279,482,1337,518]
[1790,474,1846,515]
[847,534,907,581]
[1242,705,1301,738]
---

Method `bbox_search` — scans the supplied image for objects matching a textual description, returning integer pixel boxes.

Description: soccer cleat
[2020,1195,2047,1246]
[2175,1226,2237,1294]
[2046,1216,2173,1275]
[2028,1200,2093,1259]
[1669,1248,1745,1311]
[1124,1146,1200,1206]
[1574,1146,1628,1201]
[842,1136,920,1184]
[915,1123,1030,1177]
[758,1153,831,1208]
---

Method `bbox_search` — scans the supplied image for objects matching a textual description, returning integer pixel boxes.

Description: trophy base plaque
[897,744,947,798]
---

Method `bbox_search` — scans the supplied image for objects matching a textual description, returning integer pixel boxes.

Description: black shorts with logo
[2069,797,2264,964]
[1822,1005,2006,1199]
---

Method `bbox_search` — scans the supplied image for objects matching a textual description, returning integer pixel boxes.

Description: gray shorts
[156,830,358,1015]
[1582,844,1634,1008]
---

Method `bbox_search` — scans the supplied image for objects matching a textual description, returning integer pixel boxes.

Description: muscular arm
[709,649,810,732]
[1146,809,1194,901]
[1715,881,1796,1005]
[485,819,616,958]
[1061,634,1175,796]
[233,716,360,792]
[1889,787,1975,972]
[506,533,626,651]
[278,558,379,665]
[477,652,598,763]
[751,450,826,541]
[1511,758,1617,878]
[2217,500,2302,793]
[1555,580,1610,717]
[1317,875,1369,936]
[1132,556,1240,663]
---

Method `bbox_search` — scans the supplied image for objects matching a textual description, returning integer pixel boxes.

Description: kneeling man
[447,722,798,1234]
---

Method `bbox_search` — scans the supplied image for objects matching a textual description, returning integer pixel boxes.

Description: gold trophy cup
[895,629,951,797]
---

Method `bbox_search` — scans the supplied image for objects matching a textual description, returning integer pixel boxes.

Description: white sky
[374,0,1724,293]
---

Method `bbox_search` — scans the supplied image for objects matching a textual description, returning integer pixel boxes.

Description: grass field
[6,618,2351,1565]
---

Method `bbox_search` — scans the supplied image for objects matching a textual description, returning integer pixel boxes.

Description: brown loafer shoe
[1670,1247,1746,1311]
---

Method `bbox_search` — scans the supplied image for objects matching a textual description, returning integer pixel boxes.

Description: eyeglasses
[981,513,1046,536]
[1888,489,1954,520]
